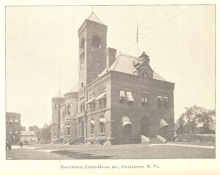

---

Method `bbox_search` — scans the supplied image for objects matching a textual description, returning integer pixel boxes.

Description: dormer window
[141,71,149,78]
[92,35,101,48]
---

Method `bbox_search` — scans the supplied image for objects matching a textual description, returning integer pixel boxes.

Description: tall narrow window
[158,96,163,108]
[62,109,65,120]
[103,98,106,108]
[80,103,85,112]
[92,102,96,111]
[126,91,134,105]
[66,127,70,135]
[163,97,168,109]
[80,53,85,70]
[99,116,106,133]
[99,99,103,109]
[90,118,95,134]
[119,90,126,104]
[66,105,70,115]
[68,104,71,115]
[142,93,149,107]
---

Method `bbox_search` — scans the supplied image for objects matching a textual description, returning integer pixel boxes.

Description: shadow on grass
[51,150,113,159]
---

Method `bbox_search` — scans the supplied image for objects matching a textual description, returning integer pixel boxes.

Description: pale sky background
[5,5,215,129]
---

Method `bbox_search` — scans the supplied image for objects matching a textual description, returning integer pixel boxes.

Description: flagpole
[136,21,138,57]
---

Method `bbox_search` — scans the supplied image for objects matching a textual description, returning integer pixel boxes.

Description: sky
[5,5,215,129]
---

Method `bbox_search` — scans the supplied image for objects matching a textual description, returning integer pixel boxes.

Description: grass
[5,143,215,160]
[6,148,71,160]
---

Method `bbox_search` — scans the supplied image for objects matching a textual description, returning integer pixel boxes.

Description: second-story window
[102,98,106,108]
[62,109,65,119]
[80,103,85,112]
[163,97,168,109]
[157,96,163,108]
[142,93,149,107]
[98,99,106,109]
[119,90,126,104]
[126,91,134,105]
[67,104,71,115]
[91,102,96,111]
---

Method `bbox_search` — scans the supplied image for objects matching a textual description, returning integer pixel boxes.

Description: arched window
[80,37,85,48]
[141,71,149,78]
[92,35,101,48]
[99,116,106,133]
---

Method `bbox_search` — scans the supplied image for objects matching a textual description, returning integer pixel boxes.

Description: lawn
[6,143,215,160]
[6,148,71,160]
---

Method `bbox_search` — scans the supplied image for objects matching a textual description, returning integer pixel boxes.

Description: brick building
[51,12,175,145]
[6,112,21,145]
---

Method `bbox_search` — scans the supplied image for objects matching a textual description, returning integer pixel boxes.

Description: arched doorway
[159,119,169,138]
[121,116,132,144]
[141,116,151,137]
[79,118,84,137]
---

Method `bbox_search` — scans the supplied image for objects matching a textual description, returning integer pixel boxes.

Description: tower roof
[52,91,64,99]
[87,12,104,24]
[64,83,78,95]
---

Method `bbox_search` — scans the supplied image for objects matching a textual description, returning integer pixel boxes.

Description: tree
[29,125,41,140]
[20,125,26,131]
[41,123,52,142]
[176,105,215,134]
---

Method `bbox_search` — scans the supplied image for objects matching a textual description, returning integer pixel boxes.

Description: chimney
[106,47,117,69]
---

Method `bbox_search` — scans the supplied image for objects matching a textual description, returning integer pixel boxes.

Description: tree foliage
[176,105,215,134]
[40,123,52,142]
[20,125,26,131]
[29,125,41,140]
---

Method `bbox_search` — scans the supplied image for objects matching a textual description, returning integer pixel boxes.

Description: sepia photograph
[5,5,216,160]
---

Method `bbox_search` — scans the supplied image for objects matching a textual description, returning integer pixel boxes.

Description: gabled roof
[52,91,64,99]
[21,131,36,136]
[87,12,104,24]
[99,53,166,81]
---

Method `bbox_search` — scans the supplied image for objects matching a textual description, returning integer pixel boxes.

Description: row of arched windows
[80,35,102,49]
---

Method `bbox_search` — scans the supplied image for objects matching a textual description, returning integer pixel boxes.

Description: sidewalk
[149,143,215,149]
